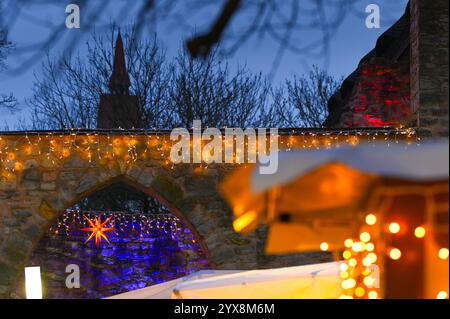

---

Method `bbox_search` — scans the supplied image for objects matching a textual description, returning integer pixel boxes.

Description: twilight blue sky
[0,0,408,129]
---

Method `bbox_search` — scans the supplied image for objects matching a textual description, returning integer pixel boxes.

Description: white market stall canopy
[108,262,342,299]
[220,140,449,253]
[107,270,239,299]
[251,140,449,194]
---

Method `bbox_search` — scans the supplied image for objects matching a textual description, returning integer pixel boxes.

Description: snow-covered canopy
[252,140,449,194]
[107,262,342,299]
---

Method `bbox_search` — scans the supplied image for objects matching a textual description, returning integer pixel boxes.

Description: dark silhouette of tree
[29,26,273,129]
[29,26,170,129]
[168,50,273,128]
[272,66,343,127]
[2,0,374,75]
[0,2,17,110]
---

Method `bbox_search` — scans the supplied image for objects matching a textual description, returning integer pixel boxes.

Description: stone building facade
[410,0,449,137]
[324,0,449,137]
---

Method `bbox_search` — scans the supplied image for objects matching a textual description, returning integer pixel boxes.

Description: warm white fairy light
[49,209,184,240]
[320,242,329,251]
[414,226,426,238]
[0,128,419,177]
[388,247,402,260]
[438,248,449,260]
[365,214,377,226]
[339,212,381,299]
[388,222,400,234]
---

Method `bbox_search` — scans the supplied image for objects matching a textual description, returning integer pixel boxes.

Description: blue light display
[26,210,209,298]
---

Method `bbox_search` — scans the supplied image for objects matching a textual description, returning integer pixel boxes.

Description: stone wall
[0,133,333,298]
[410,0,449,137]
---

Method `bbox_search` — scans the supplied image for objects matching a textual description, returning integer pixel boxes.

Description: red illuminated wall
[337,58,412,128]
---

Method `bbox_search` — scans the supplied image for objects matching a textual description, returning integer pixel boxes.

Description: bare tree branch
[273,65,343,127]
[1,0,370,74]
[0,1,18,111]
[28,25,273,130]
[186,0,241,58]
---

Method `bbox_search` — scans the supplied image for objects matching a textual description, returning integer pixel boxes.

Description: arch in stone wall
[38,175,216,265]
[0,153,248,297]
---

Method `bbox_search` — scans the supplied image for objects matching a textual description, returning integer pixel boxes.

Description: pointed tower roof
[108,31,131,93]
[97,30,141,129]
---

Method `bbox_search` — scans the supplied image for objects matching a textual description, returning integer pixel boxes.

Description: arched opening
[15,177,211,299]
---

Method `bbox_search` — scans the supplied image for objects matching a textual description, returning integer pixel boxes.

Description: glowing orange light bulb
[360,232,371,242]
[363,276,376,287]
[113,138,122,146]
[14,162,24,171]
[438,248,449,260]
[344,239,354,248]
[367,252,377,263]
[343,250,352,259]
[340,271,349,279]
[352,242,364,252]
[62,149,71,157]
[389,248,402,260]
[355,287,365,297]
[414,226,426,238]
[320,242,329,251]
[365,214,377,225]
[341,279,356,289]
[388,222,400,234]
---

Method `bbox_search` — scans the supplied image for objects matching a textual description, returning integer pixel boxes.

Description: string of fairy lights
[317,212,449,299]
[0,128,420,177]
[337,214,380,299]
[49,209,189,242]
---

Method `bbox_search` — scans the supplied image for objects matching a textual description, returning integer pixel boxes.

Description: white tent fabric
[172,262,341,299]
[107,270,239,299]
[107,262,342,299]
[252,140,449,193]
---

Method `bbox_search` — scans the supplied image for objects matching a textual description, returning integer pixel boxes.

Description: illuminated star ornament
[81,216,115,246]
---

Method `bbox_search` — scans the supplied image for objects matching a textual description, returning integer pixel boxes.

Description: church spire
[108,30,131,95]
[97,29,141,129]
